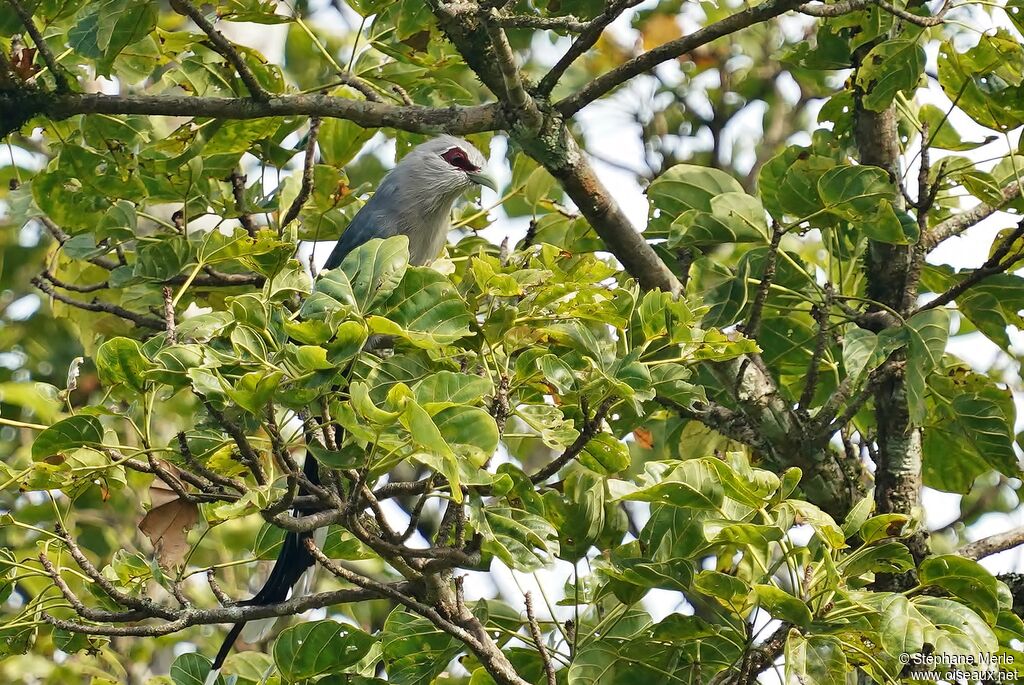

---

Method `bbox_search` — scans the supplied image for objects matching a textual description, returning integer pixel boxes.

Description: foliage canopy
[1,0,1024,684]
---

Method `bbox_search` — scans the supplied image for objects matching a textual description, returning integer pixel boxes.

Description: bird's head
[398,135,497,196]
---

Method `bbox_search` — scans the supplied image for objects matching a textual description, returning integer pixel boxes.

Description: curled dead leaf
[138,462,199,568]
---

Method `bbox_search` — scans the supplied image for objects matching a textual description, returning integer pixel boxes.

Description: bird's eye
[441,147,478,172]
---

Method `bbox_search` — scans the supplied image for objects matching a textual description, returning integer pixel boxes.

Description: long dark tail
[208,454,321,676]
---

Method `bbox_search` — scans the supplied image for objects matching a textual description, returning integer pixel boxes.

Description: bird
[205,135,494,685]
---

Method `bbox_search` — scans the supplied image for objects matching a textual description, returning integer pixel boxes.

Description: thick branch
[1,92,502,136]
[960,528,1024,561]
[484,9,542,130]
[923,181,1023,249]
[518,127,682,293]
[798,0,950,26]
[496,14,588,33]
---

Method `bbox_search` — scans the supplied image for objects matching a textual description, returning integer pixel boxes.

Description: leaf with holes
[273,620,375,681]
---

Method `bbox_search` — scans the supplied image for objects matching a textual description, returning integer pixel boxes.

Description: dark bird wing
[322,187,399,271]
[207,451,322,680]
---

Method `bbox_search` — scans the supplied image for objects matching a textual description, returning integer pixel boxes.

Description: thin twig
[530,398,614,484]
[31,276,165,330]
[525,592,557,685]
[169,0,270,101]
[557,0,802,114]
[177,432,245,494]
[5,0,69,91]
[206,570,234,606]
[913,222,1024,315]
[538,0,641,95]
[38,217,119,270]
[228,171,258,236]
[280,117,322,229]
[162,286,177,344]
[335,73,384,102]
[743,222,783,338]
[40,269,108,293]
[799,284,833,412]
[203,401,267,485]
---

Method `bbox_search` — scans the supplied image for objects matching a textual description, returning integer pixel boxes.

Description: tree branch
[496,13,588,33]
[281,117,322,229]
[923,181,1022,249]
[913,221,1024,315]
[556,0,802,115]
[31,275,165,330]
[483,9,542,130]
[525,592,557,685]
[537,0,641,95]
[798,0,951,26]
[229,171,258,236]
[41,584,403,636]
[960,528,1024,561]
[169,0,270,101]
[530,398,613,484]
[1,92,502,138]
[5,0,70,91]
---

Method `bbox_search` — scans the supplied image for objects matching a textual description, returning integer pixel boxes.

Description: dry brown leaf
[138,463,199,568]
[633,427,655,450]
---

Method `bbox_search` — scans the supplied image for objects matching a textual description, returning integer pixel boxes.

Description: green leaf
[668,192,768,248]
[842,541,915,577]
[170,653,221,685]
[785,633,847,685]
[382,610,461,685]
[320,117,375,167]
[817,165,910,243]
[369,267,473,347]
[913,596,998,654]
[856,39,926,111]
[578,433,630,475]
[918,104,994,151]
[919,555,1000,622]
[646,164,745,236]
[470,502,559,572]
[755,584,813,627]
[878,595,926,658]
[432,405,499,463]
[860,514,910,544]
[937,32,1024,132]
[224,370,282,415]
[515,404,579,450]
[842,327,881,380]
[906,308,949,423]
[273,620,375,681]
[334,236,410,313]
[413,371,493,407]
[32,416,105,461]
